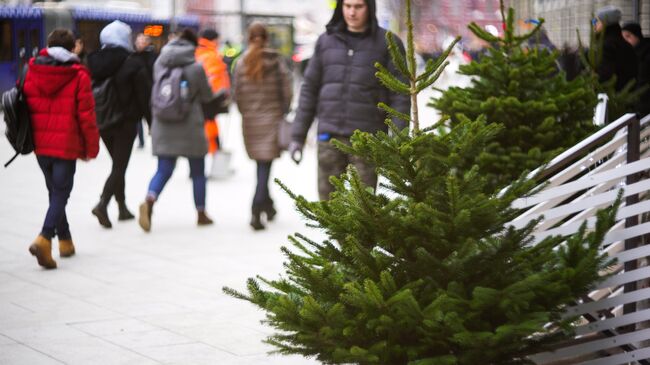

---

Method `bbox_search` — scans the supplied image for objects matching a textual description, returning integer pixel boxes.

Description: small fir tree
[432,2,598,191]
[224,1,618,363]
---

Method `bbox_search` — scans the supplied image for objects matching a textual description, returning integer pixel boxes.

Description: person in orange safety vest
[195,29,231,156]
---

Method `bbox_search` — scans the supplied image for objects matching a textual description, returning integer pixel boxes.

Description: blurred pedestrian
[133,33,158,149]
[234,22,292,230]
[593,5,637,92]
[72,32,86,63]
[87,20,152,228]
[622,22,650,117]
[138,28,215,232]
[195,28,231,176]
[289,0,410,200]
[23,29,99,269]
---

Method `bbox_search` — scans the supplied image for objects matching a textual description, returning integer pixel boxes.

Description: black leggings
[99,122,137,202]
[253,160,273,207]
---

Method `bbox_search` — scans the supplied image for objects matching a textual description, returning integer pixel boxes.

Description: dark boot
[262,200,277,222]
[138,199,154,233]
[117,200,135,221]
[250,206,265,231]
[197,210,214,226]
[91,197,112,228]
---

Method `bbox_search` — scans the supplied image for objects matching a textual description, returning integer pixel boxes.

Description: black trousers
[99,121,137,203]
[253,160,273,207]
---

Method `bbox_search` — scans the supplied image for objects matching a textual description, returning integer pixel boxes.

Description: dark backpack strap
[4,153,19,167]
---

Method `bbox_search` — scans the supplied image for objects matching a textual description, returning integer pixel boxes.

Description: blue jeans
[37,156,76,240]
[147,156,206,209]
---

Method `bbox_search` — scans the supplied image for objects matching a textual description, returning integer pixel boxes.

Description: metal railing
[511,113,650,364]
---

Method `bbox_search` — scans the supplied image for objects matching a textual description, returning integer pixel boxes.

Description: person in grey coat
[234,22,293,230]
[289,0,410,200]
[138,29,215,232]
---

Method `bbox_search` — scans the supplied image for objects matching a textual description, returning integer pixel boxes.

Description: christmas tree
[432,2,597,192]
[224,1,619,363]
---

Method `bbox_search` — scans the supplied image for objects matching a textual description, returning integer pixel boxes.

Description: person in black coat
[594,6,638,92]
[133,33,158,148]
[289,0,411,200]
[622,22,650,117]
[87,21,152,228]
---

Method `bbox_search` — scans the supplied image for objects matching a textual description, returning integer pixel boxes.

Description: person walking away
[234,22,293,230]
[133,33,158,149]
[593,6,638,93]
[87,21,152,228]
[622,22,650,118]
[288,0,410,200]
[195,29,231,176]
[138,28,215,232]
[23,29,99,269]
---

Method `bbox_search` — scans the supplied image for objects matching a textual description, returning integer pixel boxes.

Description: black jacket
[292,0,410,143]
[634,38,650,116]
[87,47,152,126]
[598,24,638,92]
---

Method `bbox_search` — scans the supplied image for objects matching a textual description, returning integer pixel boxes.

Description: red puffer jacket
[23,49,99,160]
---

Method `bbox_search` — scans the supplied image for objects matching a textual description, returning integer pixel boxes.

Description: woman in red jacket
[22,29,100,269]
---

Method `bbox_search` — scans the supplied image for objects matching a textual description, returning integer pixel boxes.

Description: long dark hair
[243,22,268,82]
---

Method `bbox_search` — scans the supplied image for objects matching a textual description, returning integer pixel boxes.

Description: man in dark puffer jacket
[289,0,410,200]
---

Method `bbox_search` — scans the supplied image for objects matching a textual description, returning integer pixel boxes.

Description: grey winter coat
[234,50,292,161]
[151,39,213,157]
[291,0,410,144]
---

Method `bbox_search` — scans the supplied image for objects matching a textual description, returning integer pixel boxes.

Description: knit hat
[200,29,219,41]
[622,22,643,39]
[100,20,133,51]
[596,5,622,26]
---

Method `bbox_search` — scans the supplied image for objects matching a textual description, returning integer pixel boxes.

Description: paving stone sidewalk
[0,111,322,365]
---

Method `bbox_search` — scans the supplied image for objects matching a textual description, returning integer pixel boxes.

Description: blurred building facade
[377,0,503,54]
[510,0,650,47]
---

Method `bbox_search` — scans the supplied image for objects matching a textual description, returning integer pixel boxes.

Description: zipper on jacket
[340,46,354,130]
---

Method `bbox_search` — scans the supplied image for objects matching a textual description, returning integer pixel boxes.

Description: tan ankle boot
[29,235,57,269]
[59,239,75,258]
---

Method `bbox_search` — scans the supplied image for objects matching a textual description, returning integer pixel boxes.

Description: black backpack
[92,76,125,131]
[1,65,34,167]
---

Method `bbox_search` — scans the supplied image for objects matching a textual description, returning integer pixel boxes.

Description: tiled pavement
[0,111,322,365]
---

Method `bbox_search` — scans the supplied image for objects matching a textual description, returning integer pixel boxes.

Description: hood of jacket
[100,20,134,52]
[157,38,196,68]
[326,0,378,35]
[197,37,219,53]
[87,46,130,81]
[28,48,86,96]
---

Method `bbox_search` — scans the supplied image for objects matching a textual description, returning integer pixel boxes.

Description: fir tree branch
[379,102,411,122]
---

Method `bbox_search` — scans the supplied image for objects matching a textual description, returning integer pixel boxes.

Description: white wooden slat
[612,243,650,265]
[532,163,622,232]
[596,266,650,290]
[530,328,650,364]
[513,158,650,209]
[512,150,625,224]
[577,347,650,365]
[602,221,650,247]
[575,308,650,336]
[511,178,650,230]
[528,199,650,244]
[564,287,650,318]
